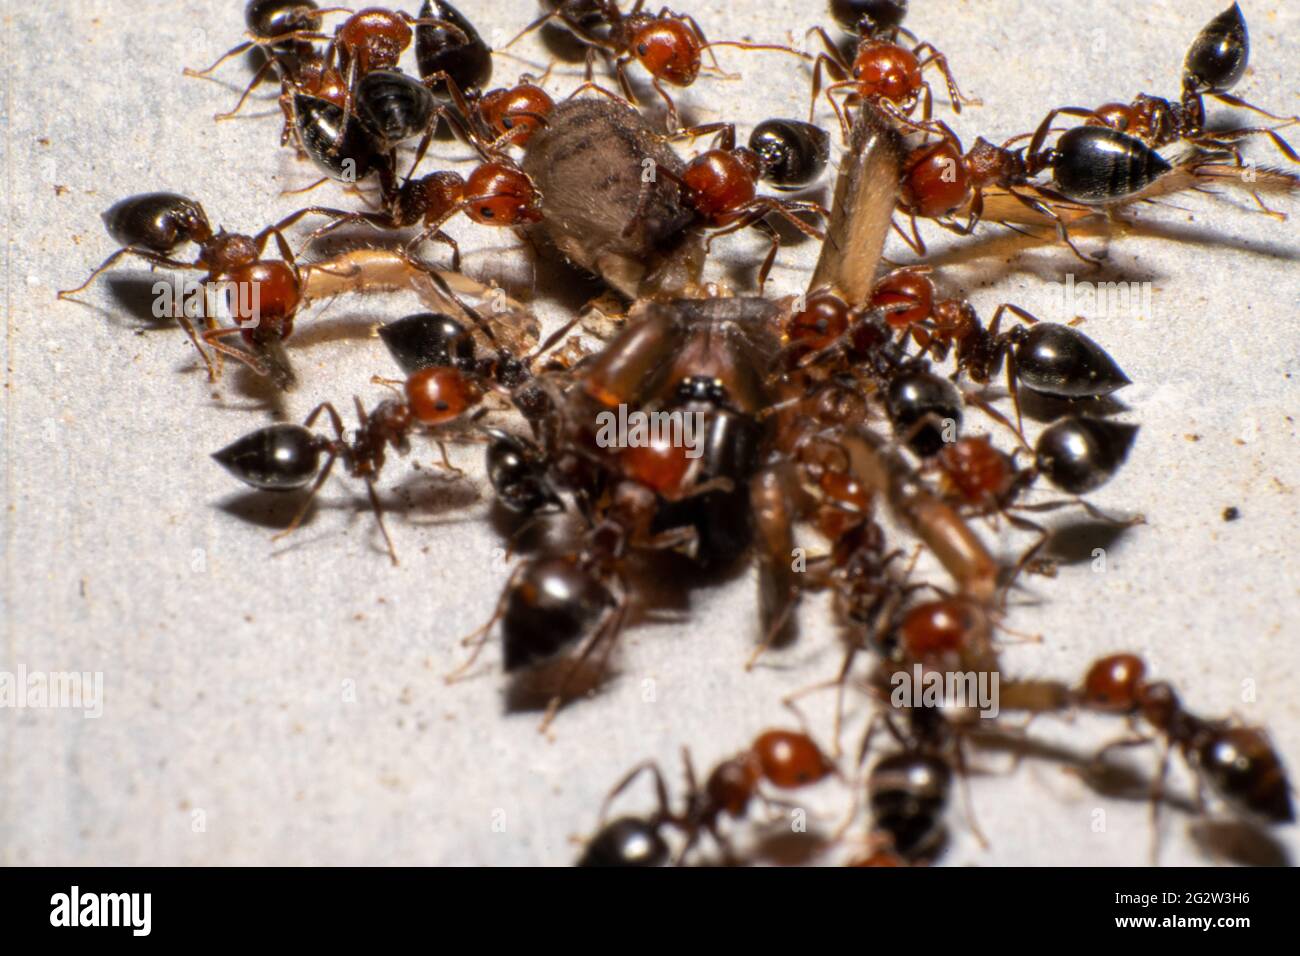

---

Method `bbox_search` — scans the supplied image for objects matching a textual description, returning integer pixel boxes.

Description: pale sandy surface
[1,0,1297,865]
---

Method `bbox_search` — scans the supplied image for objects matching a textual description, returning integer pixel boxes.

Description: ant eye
[637,42,649,56]
[478,206,495,219]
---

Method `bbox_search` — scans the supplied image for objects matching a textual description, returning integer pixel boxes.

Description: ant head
[1183,2,1249,95]
[479,84,555,146]
[852,39,922,104]
[680,149,758,225]
[405,366,482,425]
[1081,654,1147,712]
[337,8,413,74]
[629,16,702,86]
[937,436,1017,506]
[786,291,850,353]
[901,139,972,219]
[204,231,259,273]
[751,729,835,788]
[464,164,542,226]
[870,269,934,329]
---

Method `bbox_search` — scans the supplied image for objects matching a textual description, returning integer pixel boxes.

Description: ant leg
[751,219,781,295]
[405,228,461,272]
[824,81,856,140]
[666,121,734,147]
[808,50,849,125]
[598,760,673,826]
[889,216,926,255]
[363,478,399,565]
[951,736,991,849]
[1147,740,1173,865]
[538,585,630,734]
[213,56,280,122]
[565,80,635,108]
[1195,125,1299,164]
[446,563,526,682]
[912,43,979,112]
[270,449,338,548]
[1211,91,1300,126]
[200,326,270,378]
[649,77,681,133]
[57,248,200,299]
[280,176,333,197]
[1008,188,1099,267]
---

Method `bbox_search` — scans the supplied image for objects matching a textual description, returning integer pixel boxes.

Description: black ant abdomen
[577,816,671,867]
[868,750,950,860]
[379,312,476,374]
[212,423,324,491]
[832,0,910,38]
[416,0,493,99]
[294,93,383,181]
[245,0,325,43]
[502,556,613,671]
[886,368,963,457]
[355,69,438,149]
[748,119,832,190]
[1049,126,1172,204]
[1195,727,1294,825]
[1012,323,1131,399]
[1035,416,1138,494]
[102,192,212,251]
[1183,2,1248,95]
[485,429,561,515]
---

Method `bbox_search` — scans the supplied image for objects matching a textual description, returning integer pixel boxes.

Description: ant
[414,0,494,101]
[662,125,830,290]
[56,192,306,387]
[271,148,543,270]
[868,267,1131,429]
[807,4,976,141]
[508,1,808,131]
[213,312,528,562]
[580,728,836,864]
[1039,4,1298,171]
[887,118,1171,262]
[1077,653,1294,830]
[183,1,349,140]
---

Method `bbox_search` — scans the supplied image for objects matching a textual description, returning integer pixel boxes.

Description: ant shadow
[969,728,1291,866]
[914,210,1300,282]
